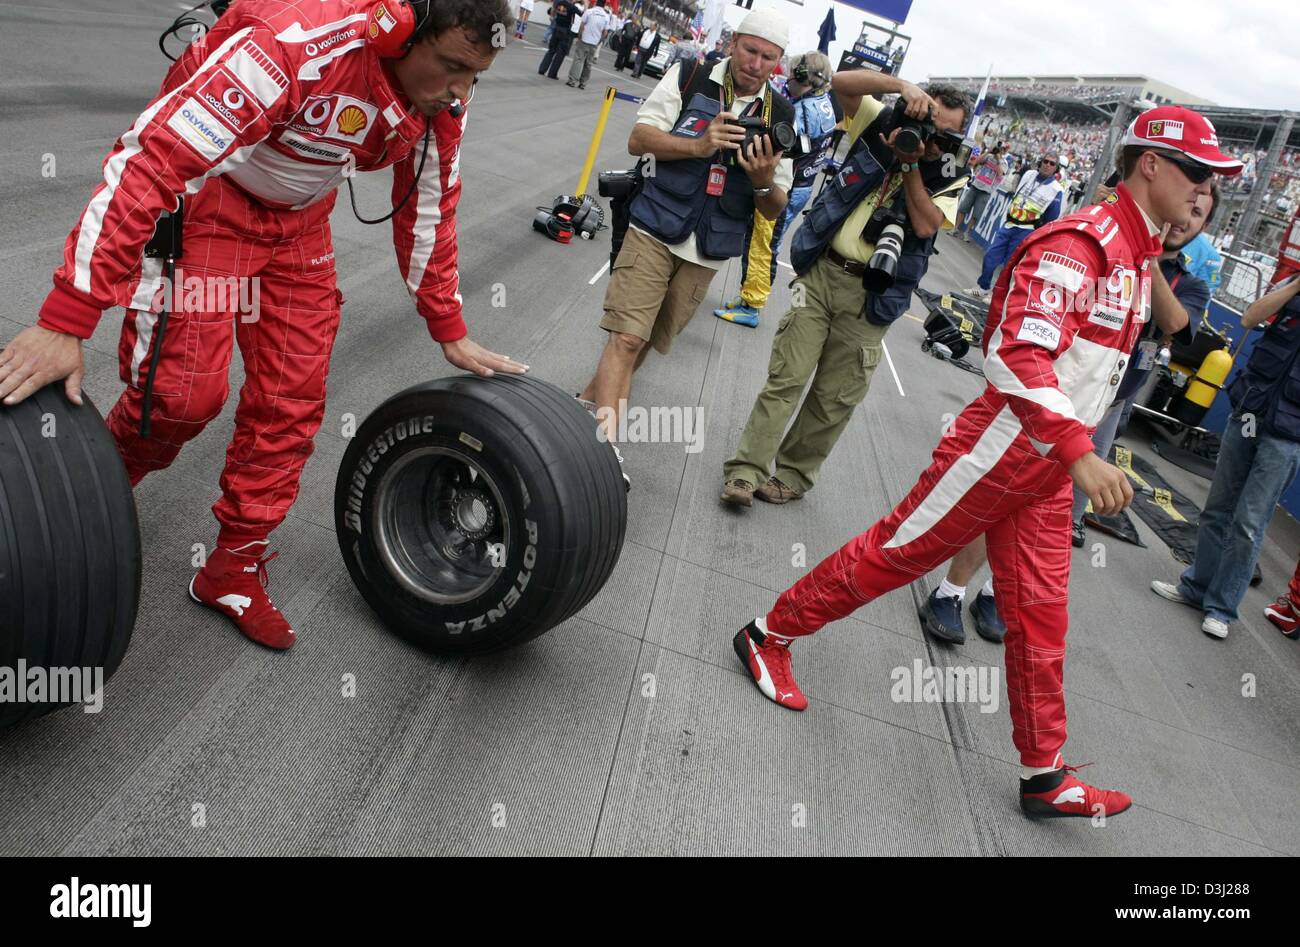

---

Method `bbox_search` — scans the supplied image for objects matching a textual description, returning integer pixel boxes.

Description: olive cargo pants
[724,254,889,493]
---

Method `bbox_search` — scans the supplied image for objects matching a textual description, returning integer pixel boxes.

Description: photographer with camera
[720,71,971,507]
[715,51,841,329]
[576,9,794,463]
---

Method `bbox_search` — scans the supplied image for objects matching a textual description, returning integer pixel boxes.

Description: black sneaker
[970,589,1006,643]
[919,589,965,644]
[1071,518,1086,548]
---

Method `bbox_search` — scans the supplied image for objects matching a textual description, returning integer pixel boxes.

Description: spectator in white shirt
[567,0,611,89]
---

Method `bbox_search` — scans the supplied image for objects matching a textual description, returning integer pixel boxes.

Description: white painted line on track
[589,260,609,284]
[881,339,905,397]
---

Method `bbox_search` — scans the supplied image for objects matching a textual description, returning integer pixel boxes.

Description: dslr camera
[725,115,799,165]
[882,100,971,170]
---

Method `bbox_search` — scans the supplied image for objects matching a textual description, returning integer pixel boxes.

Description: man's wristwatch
[899,161,918,173]
[753,185,773,197]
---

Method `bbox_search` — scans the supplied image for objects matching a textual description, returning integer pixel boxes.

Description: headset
[791,54,830,90]
[365,0,434,58]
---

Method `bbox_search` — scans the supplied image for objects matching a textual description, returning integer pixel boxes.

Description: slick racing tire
[0,387,141,732]
[335,374,627,655]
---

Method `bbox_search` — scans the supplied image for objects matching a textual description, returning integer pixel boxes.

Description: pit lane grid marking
[589,261,609,284]
[881,339,905,397]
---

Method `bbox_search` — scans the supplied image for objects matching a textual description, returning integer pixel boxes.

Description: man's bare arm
[832,70,931,124]
[1242,274,1300,329]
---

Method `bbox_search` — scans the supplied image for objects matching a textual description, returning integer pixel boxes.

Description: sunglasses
[1154,151,1214,184]
[1041,159,1058,167]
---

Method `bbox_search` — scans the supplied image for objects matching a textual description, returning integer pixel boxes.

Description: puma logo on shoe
[217,594,254,617]
[748,637,775,699]
[1052,786,1086,806]
[779,690,795,701]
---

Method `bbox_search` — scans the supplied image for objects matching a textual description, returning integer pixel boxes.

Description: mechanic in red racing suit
[732,106,1242,819]
[0,0,526,650]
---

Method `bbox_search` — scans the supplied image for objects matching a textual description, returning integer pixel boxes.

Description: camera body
[725,115,798,165]
[883,101,970,169]
[598,169,640,199]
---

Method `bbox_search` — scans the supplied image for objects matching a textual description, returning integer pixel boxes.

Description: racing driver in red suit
[731,106,1243,819]
[0,0,526,650]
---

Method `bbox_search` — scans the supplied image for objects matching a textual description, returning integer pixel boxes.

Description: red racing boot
[733,620,808,711]
[1264,595,1300,639]
[1020,761,1132,820]
[189,541,297,650]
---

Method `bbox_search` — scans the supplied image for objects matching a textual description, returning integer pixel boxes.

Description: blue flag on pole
[817,9,837,54]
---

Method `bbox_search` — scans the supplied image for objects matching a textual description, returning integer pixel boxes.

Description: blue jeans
[1177,417,1300,622]
[977,224,1032,290]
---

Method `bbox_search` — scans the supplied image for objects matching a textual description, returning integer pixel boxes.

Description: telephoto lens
[863,223,905,294]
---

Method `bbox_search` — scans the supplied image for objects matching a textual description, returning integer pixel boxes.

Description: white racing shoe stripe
[747,636,776,700]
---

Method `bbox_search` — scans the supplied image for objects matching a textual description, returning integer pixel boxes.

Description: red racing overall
[766,184,1162,766]
[36,0,468,549]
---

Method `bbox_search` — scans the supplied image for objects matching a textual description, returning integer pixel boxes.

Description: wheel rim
[372,445,511,606]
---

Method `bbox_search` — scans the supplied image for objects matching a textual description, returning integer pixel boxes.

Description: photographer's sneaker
[1264,596,1300,639]
[611,443,631,492]
[963,285,992,302]
[1020,761,1132,820]
[1201,616,1229,640]
[733,620,807,711]
[1071,518,1086,548]
[189,541,296,650]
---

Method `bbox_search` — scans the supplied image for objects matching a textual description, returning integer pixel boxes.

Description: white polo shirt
[631,60,795,269]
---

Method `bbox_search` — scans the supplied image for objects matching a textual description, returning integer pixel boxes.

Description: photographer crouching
[721,72,971,507]
[577,9,795,473]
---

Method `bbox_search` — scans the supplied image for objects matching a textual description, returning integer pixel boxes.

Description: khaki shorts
[600,226,717,355]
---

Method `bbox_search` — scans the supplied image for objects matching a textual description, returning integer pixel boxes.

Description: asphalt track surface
[1,2,1298,856]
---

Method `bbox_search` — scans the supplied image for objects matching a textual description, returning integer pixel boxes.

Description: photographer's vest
[1005,171,1062,227]
[628,64,794,261]
[1228,296,1300,442]
[789,121,889,275]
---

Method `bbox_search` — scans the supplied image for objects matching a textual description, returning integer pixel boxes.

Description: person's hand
[736,131,780,188]
[441,336,529,378]
[1069,452,1134,517]
[0,325,85,406]
[880,127,923,164]
[696,110,747,158]
[1094,182,1116,204]
[897,81,935,120]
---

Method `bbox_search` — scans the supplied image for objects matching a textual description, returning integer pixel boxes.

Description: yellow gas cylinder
[1174,348,1233,425]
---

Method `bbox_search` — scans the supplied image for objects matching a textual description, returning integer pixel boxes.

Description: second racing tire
[334,374,627,655]
[0,387,141,732]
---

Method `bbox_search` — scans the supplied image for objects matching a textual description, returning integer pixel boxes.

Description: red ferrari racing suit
[766,184,1163,767]
[36,0,467,548]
